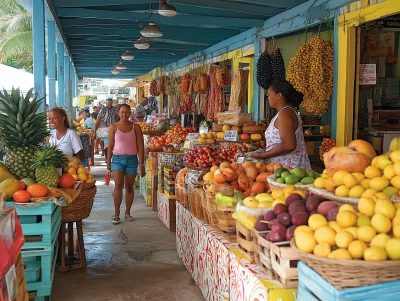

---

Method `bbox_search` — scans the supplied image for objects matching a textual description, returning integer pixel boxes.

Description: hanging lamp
[111,68,120,75]
[116,60,127,70]
[158,0,177,17]
[134,37,150,49]
[141,23,163,38]
[121,51,134,60]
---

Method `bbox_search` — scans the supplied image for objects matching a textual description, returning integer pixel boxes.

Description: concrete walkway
[52,156,204,301]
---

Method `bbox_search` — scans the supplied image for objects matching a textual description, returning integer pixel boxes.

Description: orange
[78,174,88,181]
[27,184,48,198]
[13,190,31,203]
[68,162,79,170]
[72,174,79,181]
[77,167,86,175]
[68,168,76,175]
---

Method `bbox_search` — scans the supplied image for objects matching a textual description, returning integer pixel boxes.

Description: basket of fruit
[81,180,96,191]
[62,186,97,222]
[267,166,319,192]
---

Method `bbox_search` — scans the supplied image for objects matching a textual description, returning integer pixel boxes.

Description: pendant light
[111,68,120,75]
[121,51,134,60]
[116,60,127,70]
[134,37,150,49]
[158,0,177,17]
[141,23,163,38]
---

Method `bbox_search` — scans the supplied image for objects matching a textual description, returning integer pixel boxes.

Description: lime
[301,177,315,185]
[281,171,291,180]
[296,182,302,185]
[274,167,289,178]
[285,175,299,185]
[276,178,285,184]
[292,167,307,179]
[306,169,316,178]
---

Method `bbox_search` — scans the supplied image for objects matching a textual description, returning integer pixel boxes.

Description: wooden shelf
[302,124,324,127]
[304,135,330,142]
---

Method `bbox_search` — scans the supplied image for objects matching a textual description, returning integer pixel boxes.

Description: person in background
[91,106,99,120]
[94,98,119,158]
[48,107,85,162]
[146,96,158,115]
[134,97,148,122]
[84,110,95,165]
[107,104,145,224]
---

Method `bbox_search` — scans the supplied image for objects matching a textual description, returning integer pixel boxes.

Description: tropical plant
[0,0,32,71]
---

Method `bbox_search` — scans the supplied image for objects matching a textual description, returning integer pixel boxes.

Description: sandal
[125,215,134,221]
[112,215,120,225]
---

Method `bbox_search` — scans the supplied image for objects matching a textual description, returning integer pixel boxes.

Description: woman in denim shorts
[107,104,145,224]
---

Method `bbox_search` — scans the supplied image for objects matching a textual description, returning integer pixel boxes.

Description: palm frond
[0,0,26,15]
[0,31,32,59]
[4,13,31,34]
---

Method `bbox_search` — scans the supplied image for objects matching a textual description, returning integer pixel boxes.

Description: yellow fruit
[313,177,327,189]
[335,230,354,248]
[364,247,388,261]
[321,173,330,179]
[391,175,400,189]
[294,225,313,235]
[360,179,371,189]
[393,216,400,227]
[369,177,389,192]
[371,213,391,234]
[292,190,306,198]
[308,214,328,231]
[328,221,341,233]
[383,186,399,197]
[348,240,367,259]
[314,226,336,246]
[222,125,230,132]
[344,227,358,239]
[357,226,376,243]
[339,204,356,213]
[78,165,84,169]
[86,178,95,183]
[383,164,396,180]
[271,190,284,200]
[352,172,365,183]
[394,162,400,176]
[333,171,350,186]
[348,185,365,198]
[397,207,400,216]
[68,168,76,175]
[336,210,357,228]
[68,162,79,170]
[364,166,382,179]
[313,243,331,257]
[272,199,286,206]
[72,174,79,181]
[357,215,371,227]
[393,224,400,238]
[361,188,377,198]
[335,185,350,197]
[358,197,375,217]
[87,174,94,179]
[375,199,396,219]
[371,233,391,249]
[85,168,90,175]
[78,173,88,181]
[343,174,358,188]
[210,166,219,173]
[375,155,392,170]
[77,167,86,175]
[327,249,352,260]
[375,192,390,199]
[390,150,400,162]
[295,231,317,253]
[386,238,400,260]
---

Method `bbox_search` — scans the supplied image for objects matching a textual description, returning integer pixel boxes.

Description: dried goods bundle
[199,73,209,94]
[229,69,249,112]
[181,73,191,94]
[149,79,160,96]
[157,75,168,95]
[208,65,224,120]
[216,66,231,87]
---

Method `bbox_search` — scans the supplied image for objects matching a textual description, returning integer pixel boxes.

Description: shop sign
[359,64,376,85]
[199,126,209,134]
[110,88,130,95]
[224,130,239,141]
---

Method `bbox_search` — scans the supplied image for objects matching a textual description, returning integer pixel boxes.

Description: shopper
[251,80,311,169]
[48,107,85,162]
[107,104,145,224]
[134,97,148,122]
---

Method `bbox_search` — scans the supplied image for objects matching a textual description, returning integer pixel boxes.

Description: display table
[176,202,298,301]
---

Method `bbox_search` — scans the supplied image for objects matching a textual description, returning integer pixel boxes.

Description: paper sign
[183,141,192,149]
[199,126,209,134]
[224,130,239,141]
[237,157,245,164]
[359,64,376,85]
[187,133,199,141]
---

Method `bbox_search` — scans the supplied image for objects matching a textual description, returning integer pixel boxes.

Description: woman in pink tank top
[107,104,145,224]
[251,80,311,169]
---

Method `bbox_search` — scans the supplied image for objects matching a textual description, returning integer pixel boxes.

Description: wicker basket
[81,180,96,191]
[308,186,359,206]
[212,123,224,132]
[62,186,97,222]
[204,188,218,229]
[242,125,267,134]
[290,239,400,289]
[267,175,312,192]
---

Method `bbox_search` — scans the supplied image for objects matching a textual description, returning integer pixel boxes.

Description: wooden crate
[212,123,224,132]
[215,205,236,241]
[270,241,300,289]
[236,221,256,262]
[254,230,272,270]
[242,125,267,134]
[157,191,176,232]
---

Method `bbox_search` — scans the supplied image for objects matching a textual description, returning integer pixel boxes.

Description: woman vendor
[48,107,85,162]
[251,80,311,169]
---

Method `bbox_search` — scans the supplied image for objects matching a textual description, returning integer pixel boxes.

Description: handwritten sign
[224,130,239,141]
[237,157,245,164]
[199,126,209,134]
[359,64,376,85]
[187,133,199,141]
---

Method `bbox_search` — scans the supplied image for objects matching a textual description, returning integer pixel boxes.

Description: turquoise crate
[6,201,61,251]
[298,261,400,301]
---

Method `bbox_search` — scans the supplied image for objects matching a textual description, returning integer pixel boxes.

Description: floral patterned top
[264,106,311,169]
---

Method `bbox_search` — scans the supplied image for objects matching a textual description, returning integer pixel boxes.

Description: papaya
[0,168,15,183]
[0,178,21,199]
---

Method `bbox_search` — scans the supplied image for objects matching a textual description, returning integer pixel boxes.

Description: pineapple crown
[0,87,49,150]
[30,144,68,169]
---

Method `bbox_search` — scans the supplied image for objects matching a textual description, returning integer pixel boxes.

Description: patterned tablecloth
[176,202,298,301]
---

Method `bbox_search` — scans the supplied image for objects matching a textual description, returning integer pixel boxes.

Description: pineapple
[0,88,49,179]
[30,144,68,188]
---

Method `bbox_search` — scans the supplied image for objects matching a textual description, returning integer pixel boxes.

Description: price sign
[199,126,209,134]
[183,141,192,149]
[187,133,199,141]
[237,157,245,164]
[224,130,239,141]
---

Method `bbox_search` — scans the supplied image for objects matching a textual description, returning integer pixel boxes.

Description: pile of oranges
[66,161,95,183]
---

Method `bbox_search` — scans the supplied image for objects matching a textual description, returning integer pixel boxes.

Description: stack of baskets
[62,181,97,222]
[203,184,218,229]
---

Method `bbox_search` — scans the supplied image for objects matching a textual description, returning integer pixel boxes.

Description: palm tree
[0,0,32,72]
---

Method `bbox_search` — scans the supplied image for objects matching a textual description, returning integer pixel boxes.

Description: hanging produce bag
[229,69,249,113]
[256,51,272,90]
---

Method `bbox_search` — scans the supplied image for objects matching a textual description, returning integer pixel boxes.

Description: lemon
[308,214,328,231]
[360,179,371,189]
[339,204,356,213]
[375,199,396,219]
[383,164,396,180]
[68,168,77,175]
[343,174,358,188]
[313,243,331,257]
[313,177,327,189]
[271,190,284,200]
[371,233,391,249]
[348,185,365,198]
[394,162,400,176]
[348,240,367,259]
[336,210,357,228]
[369,177,389,192]
[72,174,79,181]
[335,185,350,197]
[85,167,90,175]
[364,166,382,179]
[361,188,377,198]
[344,227,358,239]
[364,247,388,261]
[68,162,79,170]
[371,213,391,234]
[397,208,400,216]
[352,172,365,183]
[383,186,399,197]
[294,225,313,236]
[327,249,352,260]
[335,230,354,248]
[77,167,86,175]
[272,199,285,206]
[314,226,336,246]
[393,224,400,238]
[295,231,317,253]
[333,171,350,186]
[357,226,376,243]
[357,215,371,227]
[78,173,88,181]
[283,185,296,196]
[392,216,400,227]
[391,175,400,189]
[386,238,400,260]
[375,192,390,200]
[328,221,341,233]
[358,197,375,217]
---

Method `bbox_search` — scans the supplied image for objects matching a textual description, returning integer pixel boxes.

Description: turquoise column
[64,55,70,111]
[253,37,261,122]
[57,42,64,107]
[47,21,56,109]
[70,61,76,98]
[32,0,46,111]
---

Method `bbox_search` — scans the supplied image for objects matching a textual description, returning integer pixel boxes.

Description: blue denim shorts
[111,155,138,176]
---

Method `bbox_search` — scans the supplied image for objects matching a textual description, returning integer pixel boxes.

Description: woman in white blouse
[48,107,85,161]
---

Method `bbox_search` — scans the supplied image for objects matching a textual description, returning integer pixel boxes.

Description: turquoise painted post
[47,21,56,109]
[57,42,64,107]
[253,38,260,122]
[63,55,70,111]
[32,0,46,111]
[331,10,339,138]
